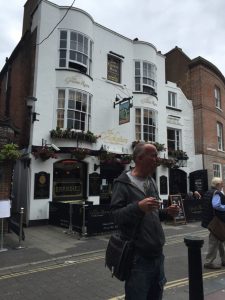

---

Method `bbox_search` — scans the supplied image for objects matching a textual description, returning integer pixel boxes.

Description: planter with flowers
[131,140,166,152]
[71,148,90,160]
[158,158,176,168]
[50,128,99,143]
[32,146,58,161]
[168,149,189,160]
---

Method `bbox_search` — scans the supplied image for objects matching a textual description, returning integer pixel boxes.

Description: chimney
[22,0,40,36]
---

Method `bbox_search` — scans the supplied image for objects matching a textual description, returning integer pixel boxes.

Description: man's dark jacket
[201,188,225,228]
[110,171,167,258]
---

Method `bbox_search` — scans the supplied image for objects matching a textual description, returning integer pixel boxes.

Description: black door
[169,168,187,198]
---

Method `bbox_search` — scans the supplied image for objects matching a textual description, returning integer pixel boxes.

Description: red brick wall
[0,162,13,200]
[0,29,37,148]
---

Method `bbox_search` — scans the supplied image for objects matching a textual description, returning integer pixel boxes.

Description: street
[1,222,225,299]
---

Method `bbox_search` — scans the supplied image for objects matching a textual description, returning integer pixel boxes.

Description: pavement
[1,222,225,299]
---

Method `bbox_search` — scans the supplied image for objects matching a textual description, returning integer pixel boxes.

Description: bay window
[135,108,156,142]
[59,30,93,75]
[57,88,92,131]
[135,61,157,94]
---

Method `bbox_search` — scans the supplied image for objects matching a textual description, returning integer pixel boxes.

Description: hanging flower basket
[99,151,117,164]
[120,154,133,164]
[0,143,21,162]
[71,148,90,160]
[32,146,57,161]
[168,149,189,160]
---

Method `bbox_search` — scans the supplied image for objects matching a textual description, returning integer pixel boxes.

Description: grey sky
[1,0,225,75]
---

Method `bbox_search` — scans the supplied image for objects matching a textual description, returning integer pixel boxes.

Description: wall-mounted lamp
[26,96,40,122]
[32,112,40,122]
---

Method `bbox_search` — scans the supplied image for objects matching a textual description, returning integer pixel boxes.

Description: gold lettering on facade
[140,97,157,107]
[65,76,90,88]
[101,129,128,145]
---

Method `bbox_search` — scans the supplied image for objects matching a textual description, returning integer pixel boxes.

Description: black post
[184,236,204,300]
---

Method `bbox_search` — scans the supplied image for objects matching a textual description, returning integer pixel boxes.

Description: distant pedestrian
[110,142,179,299]
[185,190,201,201]
[202,177,225,269]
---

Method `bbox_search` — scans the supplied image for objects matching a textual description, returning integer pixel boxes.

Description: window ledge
[218,149,225,153]
[166,106,182,112]
[103,78,124,88]
[55,68,93,81]
[133,91,158,98]
[216,107,223,112]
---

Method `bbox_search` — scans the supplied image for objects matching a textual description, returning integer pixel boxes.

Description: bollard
[64,203,75,235]
[81,200,87,237]
[15,207,25,250]
[184,236,204,300]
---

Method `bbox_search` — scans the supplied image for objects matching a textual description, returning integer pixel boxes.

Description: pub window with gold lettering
[107,55,121,84]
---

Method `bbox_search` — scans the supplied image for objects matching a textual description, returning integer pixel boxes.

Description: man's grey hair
[133,142,156,162]
[211,177,223,188]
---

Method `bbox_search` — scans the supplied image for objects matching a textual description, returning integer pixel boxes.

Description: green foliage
[50,128,99,143]
[0,143,21,161]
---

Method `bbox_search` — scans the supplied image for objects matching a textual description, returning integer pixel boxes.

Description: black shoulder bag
[105,222,140,281]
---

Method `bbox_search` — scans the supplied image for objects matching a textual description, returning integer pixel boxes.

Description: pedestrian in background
[110,142,179,300]
[185,190,201,201]
[202,177,225,269]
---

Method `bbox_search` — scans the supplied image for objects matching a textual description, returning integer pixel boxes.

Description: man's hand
[138,197,160,213]
[167,204,180,217]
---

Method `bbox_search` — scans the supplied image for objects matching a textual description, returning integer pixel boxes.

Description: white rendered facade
[13,0,201,223]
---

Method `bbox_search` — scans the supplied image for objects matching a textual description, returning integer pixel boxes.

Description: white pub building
[10,0,201,228]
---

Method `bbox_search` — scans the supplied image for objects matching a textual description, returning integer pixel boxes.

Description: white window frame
[217,122,224,151]
[135,108,157,142]
[135,61,157,94]
[59,30,93,75]
[215,86,221,109]
[167,128,181,151]
[56,88,92,131]
[168,91,177,108]
[213,163,221,177]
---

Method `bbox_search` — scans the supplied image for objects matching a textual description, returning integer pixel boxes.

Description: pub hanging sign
[119,101,130,125]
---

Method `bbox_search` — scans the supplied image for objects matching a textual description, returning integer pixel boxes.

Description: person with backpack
[202,177,225,269]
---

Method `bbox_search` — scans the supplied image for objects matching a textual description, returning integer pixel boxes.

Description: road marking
[107,270,225,300]
[0,255,105,281]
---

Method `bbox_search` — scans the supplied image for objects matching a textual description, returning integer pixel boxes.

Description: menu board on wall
[168,194,186,225]
[34,172,50,199]
[0,200,11,218]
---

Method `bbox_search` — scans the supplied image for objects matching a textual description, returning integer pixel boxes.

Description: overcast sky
[1,0,225,75]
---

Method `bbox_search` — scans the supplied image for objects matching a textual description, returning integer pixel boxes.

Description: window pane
[135,61,141,76]
[78,34,83,52]
[84,37,88,55]
[60,40,67,48]
[67,110,74,119]
[76,101,81,111]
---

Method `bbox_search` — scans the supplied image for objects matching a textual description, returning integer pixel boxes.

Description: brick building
[165,46,225,187]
